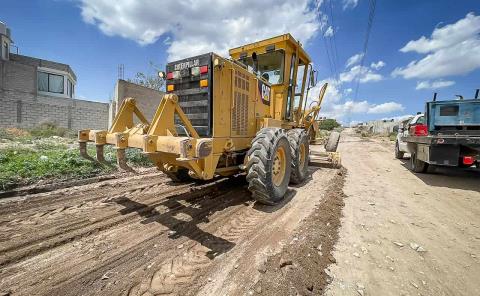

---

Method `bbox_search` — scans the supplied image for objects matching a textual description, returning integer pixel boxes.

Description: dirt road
[2,131,478,296]
[325,130,480,296]
[0,145,342,296]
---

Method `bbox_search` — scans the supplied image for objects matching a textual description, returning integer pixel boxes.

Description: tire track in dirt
[0,175,250,296]
[32,185,251,296]
[127,197,267,296]
[0,175,239,269]
[0,171,169,220]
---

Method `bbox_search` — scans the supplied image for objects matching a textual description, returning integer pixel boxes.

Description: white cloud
[415,80,455,90]
[345,52,364,68]
[342,0,359,10]
[319,100,404,120]
[370,60,385,70]
[324,26,334,37]
[367,102,404,114]
[340,65,383,83]
[393,13,480,79]
[305,78,403,121]
[400,13,480,54]
[80,0,325,61]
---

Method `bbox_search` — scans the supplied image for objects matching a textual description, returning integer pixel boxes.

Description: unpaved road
[0,145,342,296]
[2,132,479,296]
[325,130,480,296]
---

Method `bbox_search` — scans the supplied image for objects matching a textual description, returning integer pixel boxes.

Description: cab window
[240,50,285,84]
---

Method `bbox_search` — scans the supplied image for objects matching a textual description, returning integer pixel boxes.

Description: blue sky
[1,0,480,124]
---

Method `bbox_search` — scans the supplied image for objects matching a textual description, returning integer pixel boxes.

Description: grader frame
[79,34,333,203]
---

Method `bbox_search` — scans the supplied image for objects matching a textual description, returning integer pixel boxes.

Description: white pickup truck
[394,114,423,159]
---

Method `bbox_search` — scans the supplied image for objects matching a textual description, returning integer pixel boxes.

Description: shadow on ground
[399,159,480,191]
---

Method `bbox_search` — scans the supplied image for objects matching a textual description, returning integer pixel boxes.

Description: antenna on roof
[475,89,479,99]
[117,64,124,80]
[433,92,437,101]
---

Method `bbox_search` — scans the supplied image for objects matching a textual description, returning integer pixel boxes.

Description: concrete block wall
[0,90,109,130]
[364,120,398,135]
[110,79,165,127]
[0,58,108,131]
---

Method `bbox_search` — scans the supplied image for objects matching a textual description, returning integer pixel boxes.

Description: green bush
[318,119,341,131]
[388,132,397,141]
[29,122,70,138]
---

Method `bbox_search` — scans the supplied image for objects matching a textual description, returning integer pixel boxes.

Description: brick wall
[0,56,108,131]
[0,90,109,130]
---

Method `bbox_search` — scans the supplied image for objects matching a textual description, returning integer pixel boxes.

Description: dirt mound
[251,168,346,295]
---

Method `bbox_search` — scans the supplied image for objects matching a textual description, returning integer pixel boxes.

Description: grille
[232,71,249,135]
[167,53,212,137]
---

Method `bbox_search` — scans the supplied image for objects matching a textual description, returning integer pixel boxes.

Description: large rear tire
[246,128,292,205]
[325,131,340,152]
[288,129,309,184]
[395,141,405,159]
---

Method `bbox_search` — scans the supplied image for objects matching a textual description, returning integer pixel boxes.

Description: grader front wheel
[246,128,292,205]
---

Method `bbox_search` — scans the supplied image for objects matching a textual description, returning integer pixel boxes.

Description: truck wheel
[325,131,340,152]
[246,128,292,205]
[395,141,404,159]
[287,129,310,184]
[410,151,428,173]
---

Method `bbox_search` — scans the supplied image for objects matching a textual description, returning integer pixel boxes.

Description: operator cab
[229,34,316,122]
[239,49,285,85]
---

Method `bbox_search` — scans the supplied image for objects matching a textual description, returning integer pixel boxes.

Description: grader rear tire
[246,128,292,205]
[288,129,310,184]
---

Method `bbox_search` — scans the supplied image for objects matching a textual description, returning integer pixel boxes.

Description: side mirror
[308,67,317,89]
[158,71,166,79]
[309,68,315,88]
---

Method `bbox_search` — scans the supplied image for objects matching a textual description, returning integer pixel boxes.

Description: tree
[318,118,341,131]
[128,72,165,91]
[127,61,165,91]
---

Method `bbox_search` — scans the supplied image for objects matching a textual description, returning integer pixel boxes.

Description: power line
[353,0,377,102]
[328,0,340,83]
[347,0,376,126]
[322,34,336,80]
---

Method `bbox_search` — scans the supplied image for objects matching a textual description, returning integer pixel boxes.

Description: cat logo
[258,81,271,105]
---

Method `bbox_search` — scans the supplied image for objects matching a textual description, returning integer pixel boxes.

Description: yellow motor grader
[79,34,333,204]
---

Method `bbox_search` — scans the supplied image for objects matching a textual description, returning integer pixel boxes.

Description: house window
[38,71,64,94]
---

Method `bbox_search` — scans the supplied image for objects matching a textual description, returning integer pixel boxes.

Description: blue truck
[401,89,480,173]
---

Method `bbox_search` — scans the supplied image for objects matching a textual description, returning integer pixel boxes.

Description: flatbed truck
[397,89,480,173]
